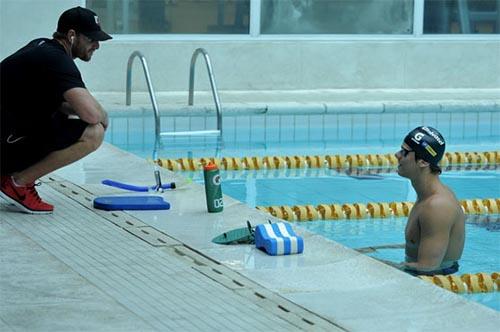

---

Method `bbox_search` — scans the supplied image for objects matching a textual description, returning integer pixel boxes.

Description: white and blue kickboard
[93,196,170,211]
[255,222,304,256]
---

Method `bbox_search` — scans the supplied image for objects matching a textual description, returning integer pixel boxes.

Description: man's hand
[101,110,109,130]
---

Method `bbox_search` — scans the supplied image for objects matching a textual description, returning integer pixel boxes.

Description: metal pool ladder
[125,49,223,159]
[126,51,161,157]
[186,48,223,138]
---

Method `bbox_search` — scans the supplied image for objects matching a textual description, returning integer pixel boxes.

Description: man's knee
[81,123,105,151]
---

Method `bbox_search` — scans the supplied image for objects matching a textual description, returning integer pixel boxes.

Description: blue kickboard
[255,222,304,256]
[93,196,170,211]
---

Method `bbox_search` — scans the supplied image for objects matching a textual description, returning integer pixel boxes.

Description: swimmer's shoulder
[425,193,457,213]
[419,194,459,226]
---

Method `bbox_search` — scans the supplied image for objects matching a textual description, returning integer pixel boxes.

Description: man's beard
[72,45,92,62]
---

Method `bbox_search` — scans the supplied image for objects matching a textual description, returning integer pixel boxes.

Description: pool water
[214,169,499,207]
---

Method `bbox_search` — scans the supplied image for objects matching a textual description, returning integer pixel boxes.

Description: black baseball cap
[404,126,446,166]
[57,6,112,41]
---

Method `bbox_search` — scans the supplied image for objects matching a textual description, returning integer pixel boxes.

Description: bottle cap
[204,162,218,171]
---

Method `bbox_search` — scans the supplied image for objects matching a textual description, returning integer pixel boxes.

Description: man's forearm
[59,102,77,115]
[59,100,108,129]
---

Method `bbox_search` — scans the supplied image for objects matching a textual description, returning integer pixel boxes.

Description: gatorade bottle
[203,162,223,213]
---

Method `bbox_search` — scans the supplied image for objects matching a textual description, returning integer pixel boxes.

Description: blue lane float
[255,222,304,256]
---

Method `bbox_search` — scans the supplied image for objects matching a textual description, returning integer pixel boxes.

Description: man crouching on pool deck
[0,7,111,214]
[395,126,465,276]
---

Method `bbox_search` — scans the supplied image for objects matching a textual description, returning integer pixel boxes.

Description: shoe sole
[0,191,53,215]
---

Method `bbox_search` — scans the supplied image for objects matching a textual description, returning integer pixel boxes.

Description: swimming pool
[105,108,500,311]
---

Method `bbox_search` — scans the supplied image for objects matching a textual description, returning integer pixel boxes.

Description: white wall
[79,39,500,92]
[0,0,82,58]
[2,0,500,93]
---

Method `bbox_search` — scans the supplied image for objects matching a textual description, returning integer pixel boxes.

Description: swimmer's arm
[63,87,108,129]
[375,258,405,269]
[355,243,405,253]
[404,200,452,272]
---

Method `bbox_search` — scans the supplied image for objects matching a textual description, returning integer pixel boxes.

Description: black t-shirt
[0,38,85,133]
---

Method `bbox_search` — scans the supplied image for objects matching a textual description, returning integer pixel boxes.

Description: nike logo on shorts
[6,134,25,144]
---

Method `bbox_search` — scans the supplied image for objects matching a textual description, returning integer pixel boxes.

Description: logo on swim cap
[403,126,445,166]
[422,141,437,157]
[421,126,445,145]
[411,132,425,144]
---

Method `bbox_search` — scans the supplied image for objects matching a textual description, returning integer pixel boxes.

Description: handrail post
[188,48,223,136]
[125,51,161,154]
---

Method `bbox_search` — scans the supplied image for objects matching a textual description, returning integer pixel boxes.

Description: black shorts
[0,112,88,174]
[404,262,460,276]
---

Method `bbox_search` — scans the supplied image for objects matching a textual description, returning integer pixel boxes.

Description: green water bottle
[204,163,223,213]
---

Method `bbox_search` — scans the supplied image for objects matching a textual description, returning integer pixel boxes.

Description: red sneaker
[0,176,54,214]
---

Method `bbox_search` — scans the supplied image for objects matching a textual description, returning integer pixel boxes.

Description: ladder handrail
[188,48,223,136]
[126,51,161,153]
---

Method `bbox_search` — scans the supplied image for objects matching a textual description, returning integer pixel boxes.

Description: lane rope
[420,272,499,294]
[156,150,499,171]
[256,198,500,222]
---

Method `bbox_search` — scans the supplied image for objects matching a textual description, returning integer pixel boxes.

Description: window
[261,0,414,34]
[87,0,499,36]
[87,0,249,34]
[424,0,500,34]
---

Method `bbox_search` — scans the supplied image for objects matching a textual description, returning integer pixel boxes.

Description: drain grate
[125,226,180,247]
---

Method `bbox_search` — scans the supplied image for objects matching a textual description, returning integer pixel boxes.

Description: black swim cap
[403,126,445,165]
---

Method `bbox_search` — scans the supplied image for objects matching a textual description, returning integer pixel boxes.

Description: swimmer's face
[395,142,417,177]
[72,33,99,62]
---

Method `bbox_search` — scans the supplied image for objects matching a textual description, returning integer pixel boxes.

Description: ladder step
[160,130,221,137]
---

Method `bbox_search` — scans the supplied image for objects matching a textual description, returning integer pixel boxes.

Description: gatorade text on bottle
[203,163,223,213]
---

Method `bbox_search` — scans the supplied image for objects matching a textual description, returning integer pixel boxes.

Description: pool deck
[96,88,500,115]
[2,141,499,331]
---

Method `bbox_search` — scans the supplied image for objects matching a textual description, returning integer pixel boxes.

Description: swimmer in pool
[395,126,465,276]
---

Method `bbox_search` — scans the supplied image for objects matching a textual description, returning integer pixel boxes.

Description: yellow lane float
[420,272,498,294]
[258,198,499,222]
[156,150,499,171]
